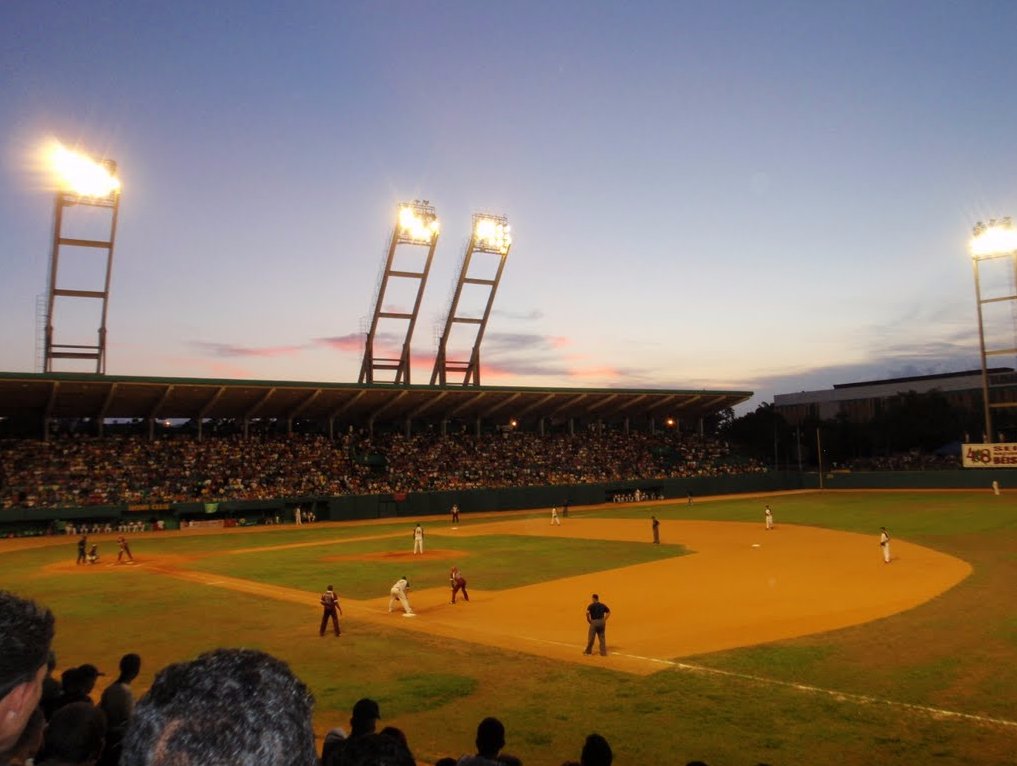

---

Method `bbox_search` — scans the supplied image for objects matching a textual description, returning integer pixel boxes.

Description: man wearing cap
[413,523,424,555]
[0,590,56,759]
[320,585,342,637]
[450,566,469,604]
[388,577,414,616]
[583,594,611,656]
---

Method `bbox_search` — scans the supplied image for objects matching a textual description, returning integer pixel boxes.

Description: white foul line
[518,635,1017,730]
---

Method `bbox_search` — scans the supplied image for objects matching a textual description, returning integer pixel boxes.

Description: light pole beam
[431,213,512,386]
[969,217,1017,443]
[43,143,121,374]
[359,201,440,385]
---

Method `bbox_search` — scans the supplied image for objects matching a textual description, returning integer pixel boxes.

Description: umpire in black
[583,593,611,656]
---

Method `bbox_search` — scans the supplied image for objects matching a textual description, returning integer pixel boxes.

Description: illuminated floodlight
[46,140,121,198]
[397,201,440,243]
[473,214,512,254]
[969,218,1017,258]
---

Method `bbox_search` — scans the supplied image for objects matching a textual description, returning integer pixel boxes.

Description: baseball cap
[352,698,381,721]
[78,663,105,678]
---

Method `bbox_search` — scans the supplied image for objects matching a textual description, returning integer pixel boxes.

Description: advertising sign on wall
[962,443,1017,467]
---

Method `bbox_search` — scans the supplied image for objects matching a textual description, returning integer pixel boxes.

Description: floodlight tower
[43,141,122,374]
[359,201,440,384]
[969,217,1017,442]
[430,213,512,386]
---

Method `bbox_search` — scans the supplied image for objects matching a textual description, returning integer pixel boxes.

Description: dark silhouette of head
[581,733,613,766]
[474,717,505,758]
[117,653,142,684]
[350,697,381,737]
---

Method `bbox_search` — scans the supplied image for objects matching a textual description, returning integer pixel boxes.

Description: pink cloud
[191,341,305,358]
[314,334,363,353]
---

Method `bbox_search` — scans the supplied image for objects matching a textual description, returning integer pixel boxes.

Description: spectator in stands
[34,702,106,766]
[580,734,612,766]
[40,651,62,720]
[0,590,55,759]
[323,698,382,766]
[97,653,140,766]
[335,732,415,766]
[457,717,506,766]
[120,648,316,766]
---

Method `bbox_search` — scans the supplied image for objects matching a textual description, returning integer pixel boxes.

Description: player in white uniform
[764,505,773,530]
[550,507,561,525]
[879,527,891,564]
[413,524,424,554]
[388,577,414,615]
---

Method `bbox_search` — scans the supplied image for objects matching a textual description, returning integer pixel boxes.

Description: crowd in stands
[0,589,767,766]
[0,431,765,510]
[844,453,959,471]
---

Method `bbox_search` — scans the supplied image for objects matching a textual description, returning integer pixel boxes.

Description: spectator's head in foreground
[475,717,505,759]
[349,697,381,737]
[0,590,55,754]
[580,733,612,766]
[120,648,316,766]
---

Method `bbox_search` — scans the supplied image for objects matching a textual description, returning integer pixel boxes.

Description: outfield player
[551,507,561,525]
[651,515,660,544]
[764,505,773,530]
[880,527,891,564]
[319,585,342,636]
[388,577,414,616]
[413,523,424,554]
[450,566,469,604]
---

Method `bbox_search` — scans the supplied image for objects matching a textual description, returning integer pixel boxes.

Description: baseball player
[413,523,424,554]
[76,534,88,565]
[116,536,134,563]
[86,544,99,564]
[651,516,660,544]
[450,504,460,525]
[992,480,1001,496]
[880,527,891,564]
[764,505,773,530]
[450,566,469,604]
[550,507,561,525]
[320,585,343,636]
[388,577,414,616]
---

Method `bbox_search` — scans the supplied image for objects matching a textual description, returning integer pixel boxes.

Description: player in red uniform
[450,566,469,604]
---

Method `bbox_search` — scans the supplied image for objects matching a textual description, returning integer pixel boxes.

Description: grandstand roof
[0,372,751,426]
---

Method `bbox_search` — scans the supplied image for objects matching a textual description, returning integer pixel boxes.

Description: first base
[402,613,417,617]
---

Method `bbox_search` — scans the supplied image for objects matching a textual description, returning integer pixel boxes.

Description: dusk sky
[4,1,1017,413]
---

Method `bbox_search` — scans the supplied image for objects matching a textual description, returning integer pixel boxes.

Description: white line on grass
[516,634,1016,730]
[615,651,1017,730]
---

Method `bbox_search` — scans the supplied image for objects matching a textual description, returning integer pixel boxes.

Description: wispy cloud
[491,308,544,321]
[190,341,306,358]
[314,334,364,353]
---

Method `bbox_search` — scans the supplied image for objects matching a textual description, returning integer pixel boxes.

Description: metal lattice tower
[970,217,1017,441]
[431,213,512,386]
[44,155,121,374]
[358,201,440,384]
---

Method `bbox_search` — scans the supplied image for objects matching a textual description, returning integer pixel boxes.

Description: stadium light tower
[359,201,440,384]
[43,140,122,374]
[969,217,1017,442]
[431,213,512,386]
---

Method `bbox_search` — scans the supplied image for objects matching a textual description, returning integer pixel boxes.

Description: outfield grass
[5,491,1016,765]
